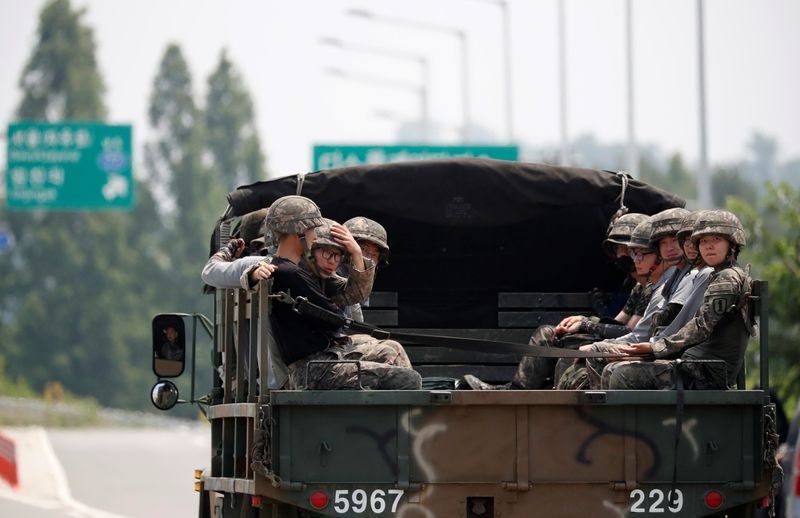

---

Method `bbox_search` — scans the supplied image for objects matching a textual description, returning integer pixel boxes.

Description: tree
[711,164,757,208]
[729,183,800,409]
[745,132,778,185]
[205,49,267,191]
[146,44,225,276]
[144,44,223,408]
[16,0,106,121]
[1,0,162,408]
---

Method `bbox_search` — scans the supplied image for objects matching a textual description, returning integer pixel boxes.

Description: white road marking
[0,427,130,518]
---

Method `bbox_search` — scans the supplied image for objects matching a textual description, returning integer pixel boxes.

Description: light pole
[557,0,569,165]
[625,0,638,178]
[696,0,711,208]
[347,8,471,142]
[319,37,430,142]
[324,67,427,137]
[464,0,513,142]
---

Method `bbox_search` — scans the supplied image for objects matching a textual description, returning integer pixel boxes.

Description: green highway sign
[312,144,519,171]
[6,122,134,210]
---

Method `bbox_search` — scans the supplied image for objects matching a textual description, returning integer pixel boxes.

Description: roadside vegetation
[1,0,798,420]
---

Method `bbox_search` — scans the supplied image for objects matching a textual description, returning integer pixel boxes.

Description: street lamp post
[557,0,569,165]
[696,0,711,208]
[319,37,430,142]
[347,9,471,142]
[625,0,638,178]
[324,67,427,138]
[464,0,513,142]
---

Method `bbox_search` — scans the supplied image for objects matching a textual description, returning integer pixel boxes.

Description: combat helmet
[344,216,390,257]
[239,208,269,246]
[649,207,690,248]
[691,210,746,248]
[625,218,655,252]
[676,210,705,242]
[266,195,324,236]
[603,213,648,257]
[312,218,346,251]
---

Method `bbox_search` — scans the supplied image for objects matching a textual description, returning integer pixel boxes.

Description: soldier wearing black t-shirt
[265,195,421,390]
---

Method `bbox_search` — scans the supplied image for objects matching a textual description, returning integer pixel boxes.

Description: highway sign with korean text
[312,144,519,171]
[6,122,134,210]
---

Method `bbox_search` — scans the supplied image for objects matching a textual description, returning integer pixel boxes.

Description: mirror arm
[190,315,198,404]
[195,313,214,339]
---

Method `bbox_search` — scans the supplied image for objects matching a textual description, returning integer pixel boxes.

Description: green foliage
[729,183,800,409]
[144,43,223,400]
[205,49,267,190]
[145,43,224,288]
[711,165,757,208]
[2,0,157,410]
[2,2,264,416]
[16,0,106,120]
[0,357,37,398]
[639,153,697,201]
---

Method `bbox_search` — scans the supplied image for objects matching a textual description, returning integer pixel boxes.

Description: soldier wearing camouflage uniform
[340,217,391,323]
[266,195,421,391]
[599,210,754,390]
[201,208,274,290]
[560,213,687,389]
[461,212,650,391]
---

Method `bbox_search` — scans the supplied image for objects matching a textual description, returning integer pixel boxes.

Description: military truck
[149,159,781,517]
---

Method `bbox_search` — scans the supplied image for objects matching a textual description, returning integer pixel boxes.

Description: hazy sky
[1,0,798,178]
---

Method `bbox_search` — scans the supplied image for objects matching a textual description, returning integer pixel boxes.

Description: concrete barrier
[0,432,18,488]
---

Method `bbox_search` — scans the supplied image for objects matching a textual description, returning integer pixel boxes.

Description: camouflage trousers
[555,341,629,390]
[511,326,604,390]
[601,359,718,390]
[287,335,422,390]
[511,326,559,389]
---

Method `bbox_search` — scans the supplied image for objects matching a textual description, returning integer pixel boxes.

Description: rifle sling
[288,294,648,360]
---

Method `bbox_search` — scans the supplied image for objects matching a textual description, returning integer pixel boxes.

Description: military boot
[460,374,511,390]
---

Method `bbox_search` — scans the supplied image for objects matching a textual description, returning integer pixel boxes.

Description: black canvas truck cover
[224,158,684,329]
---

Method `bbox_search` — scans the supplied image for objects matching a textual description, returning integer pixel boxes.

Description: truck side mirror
[152,314,186,377]
[150,380,179,410]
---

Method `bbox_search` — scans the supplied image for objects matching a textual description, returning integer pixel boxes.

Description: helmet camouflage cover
[626,218,655,252]
[266,195,324,235]
[649,207,691,247]
[677,210,706,240]
[603,213,648,256]
[312,218,345,251]
[344,216,389,253]
[239,208,269,244]
[691,209,746,248]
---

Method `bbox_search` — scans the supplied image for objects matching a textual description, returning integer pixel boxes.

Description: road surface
[0,424,209,518]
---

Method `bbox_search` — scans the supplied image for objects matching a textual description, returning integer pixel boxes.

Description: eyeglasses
[318,248,343,262]
[629,250,656,261]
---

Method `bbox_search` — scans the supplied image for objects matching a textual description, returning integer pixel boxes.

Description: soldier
[301,218,375,308]
[239,207,270,256]
[559,212,651,337]
[344,216,390,267]
[266,195,421,390]
[646,207,693,333]
[157,326,183,361]
[646,210,714,339]
[600,210,754,390]
[462,213,650,390]
[201,208,276,290]
[560,211,691,389]
[341,217,391,323]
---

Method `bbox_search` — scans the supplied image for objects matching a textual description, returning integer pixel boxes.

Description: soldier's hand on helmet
[220,238,245,258]
[225,238,246,258]
[330,223,360,255]
[249,261,277,283]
